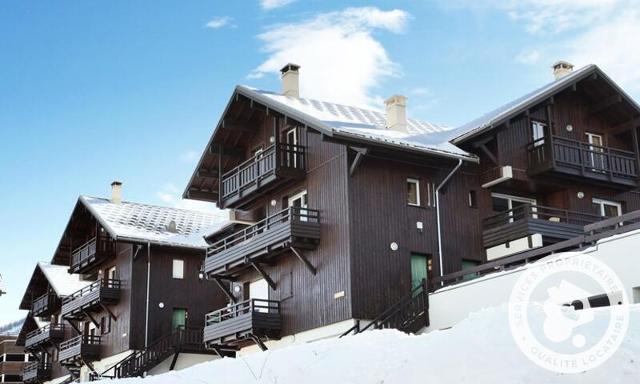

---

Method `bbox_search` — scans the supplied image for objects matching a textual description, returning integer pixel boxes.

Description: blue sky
[1,0,639,324]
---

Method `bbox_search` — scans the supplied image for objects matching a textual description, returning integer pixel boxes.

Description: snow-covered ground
[104,304,639,384]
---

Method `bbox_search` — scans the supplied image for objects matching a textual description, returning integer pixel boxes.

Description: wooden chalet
[17,184,228,382]
[183,62,640,353]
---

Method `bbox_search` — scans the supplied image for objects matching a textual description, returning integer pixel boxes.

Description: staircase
[90,327,206,381]
[61,366,81,383]
[341,279,429,337]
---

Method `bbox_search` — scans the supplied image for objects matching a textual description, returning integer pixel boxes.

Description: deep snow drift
[108,305,639,384]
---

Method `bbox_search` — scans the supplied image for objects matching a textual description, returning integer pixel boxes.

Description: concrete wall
[426,229,640,332]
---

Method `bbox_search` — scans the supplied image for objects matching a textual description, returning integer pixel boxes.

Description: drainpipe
[436,159,463,283]
[144,242,151,348]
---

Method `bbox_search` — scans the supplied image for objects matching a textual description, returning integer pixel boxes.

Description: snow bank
[108,305,639,384]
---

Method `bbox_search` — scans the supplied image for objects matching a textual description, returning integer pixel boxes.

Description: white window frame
[531,121,546,147]
[172,259,185,279]
[586,132,605,171]
[491,193,538,221]
[288,190,308,221]
[592,198,622,217]
[407,178,421,207]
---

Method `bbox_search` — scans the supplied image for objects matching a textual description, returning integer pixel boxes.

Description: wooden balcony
[204,207,320,277]
[527,135,639,187]
[59,335,101,365]
[30,292,59,317]
[22,362,51,384]
[25,324,65,350]
[483,204,602,249]
[220,143,306,209]
[69,235,115,274]
[60,279,121,319]
[203,299,281,348]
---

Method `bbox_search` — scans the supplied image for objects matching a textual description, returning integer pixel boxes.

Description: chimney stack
[385,95,408,133]
[552,60,574,80]
[280,63,300,98]
[111,181,122,204]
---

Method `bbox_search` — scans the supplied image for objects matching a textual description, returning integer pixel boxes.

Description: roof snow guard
[79,196,225,248]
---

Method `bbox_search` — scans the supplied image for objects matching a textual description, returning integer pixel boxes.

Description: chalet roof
[18,262,90,310]
[452,64,640,143]
[79,196,224,248]
[237,85,476,161]
[16,315,49,346]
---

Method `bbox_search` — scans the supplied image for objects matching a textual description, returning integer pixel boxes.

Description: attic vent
[166,220,178,233]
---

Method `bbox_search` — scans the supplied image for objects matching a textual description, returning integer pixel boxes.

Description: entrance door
[172,308,187,330]
[249,279,269,313]
[586,132,605,171]
[410,254,429,291]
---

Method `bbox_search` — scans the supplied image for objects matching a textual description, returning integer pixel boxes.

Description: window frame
[407,178,421,207]
[592,198,622,217]
[531,120,547,147]
[172,259,185,280]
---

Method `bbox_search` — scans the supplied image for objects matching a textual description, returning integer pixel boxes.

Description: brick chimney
[111,181,122,204]
[280,63,300,98]
[385,95,408,133]
[552,61,574,80]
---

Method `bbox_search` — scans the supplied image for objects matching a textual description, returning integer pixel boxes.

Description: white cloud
[205,16,235,29]
[249,7,411,108]
[566,8,640,93]
[515,49,542,65]
[179,150,200,164]
[260,0,296,10]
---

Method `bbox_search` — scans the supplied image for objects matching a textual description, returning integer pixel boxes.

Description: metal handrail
[62,279,121,304]
[71,237,98,266]
[483,203,602,230]
[206,207,319,256]
[205,299,281,326]
[31,291,54,312]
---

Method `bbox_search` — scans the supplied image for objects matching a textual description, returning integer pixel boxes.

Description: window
[491,193,537,221]
[107,266,117,280]
[468,190,477,208]
[586,132,605,171]
[285,128,298,167]
[288,190,308,221]
[462,260,480,281]
[426,182,436,207]
[407,178,421,206]
[100,316,111,335]
[3,353,25,362]
[592,198,622,217]
[172,259,184,279]
[531,120,546,146]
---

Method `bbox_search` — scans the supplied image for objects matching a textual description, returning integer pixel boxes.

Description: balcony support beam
[251,262,276,290]
[83,310,100,328]
[212,277,237,303]
[291,248,317,275]
[66,319,81,335]
[100,302,117,322]
[249,334,268,351]
[349,147,368,176]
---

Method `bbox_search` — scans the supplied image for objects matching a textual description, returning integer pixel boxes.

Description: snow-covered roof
[37,262,90,296]
[80,196,225,248]
[452,64,640,143]
[237,85,476,162]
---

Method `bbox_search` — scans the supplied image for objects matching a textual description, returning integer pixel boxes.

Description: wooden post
[632,124,640,180]
[273,116,280,169]
[217,144,223,207]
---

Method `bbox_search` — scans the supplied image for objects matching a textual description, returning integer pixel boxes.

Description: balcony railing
[22,362,51,383]
[204,207,320,276]
[483,204,603,249]
[25,323,65,350]
[31,292,58,317]
[61,279,121,319]
[220,143,306,208]
[70,235,115,274]
[527,135,638,186]
[59,335,101,364]
[203,299,281,347]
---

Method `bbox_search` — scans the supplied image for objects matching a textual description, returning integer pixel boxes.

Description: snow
[239,86,476,161]
[102,304,640,384]
[80,196,226,248]
[38,262,91,296]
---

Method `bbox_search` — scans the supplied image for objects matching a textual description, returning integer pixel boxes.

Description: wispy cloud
[260,0,296,10]
[249,7,411,108]
[205,16,235,30]
[179,150,200,164]
[515,49,541,65]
